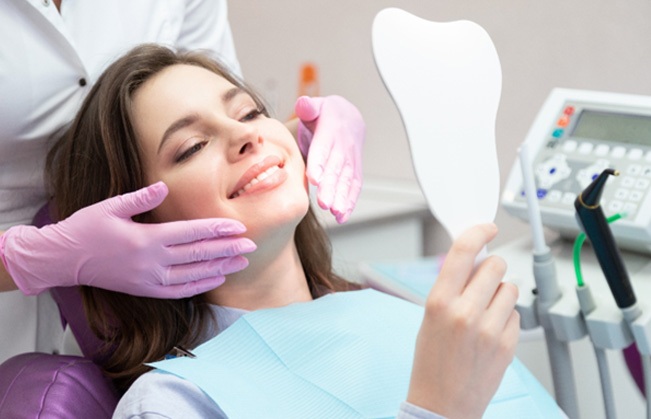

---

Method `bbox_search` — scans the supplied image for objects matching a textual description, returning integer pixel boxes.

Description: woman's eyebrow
[222,86,245,103]
[158,113,200,154]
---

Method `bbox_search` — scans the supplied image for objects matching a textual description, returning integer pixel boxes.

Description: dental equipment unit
[500,87,651,418]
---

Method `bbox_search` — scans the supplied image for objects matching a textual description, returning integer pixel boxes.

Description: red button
[564,106,575,116]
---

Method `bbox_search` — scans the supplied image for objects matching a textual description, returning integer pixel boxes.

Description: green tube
[573,213,624,287]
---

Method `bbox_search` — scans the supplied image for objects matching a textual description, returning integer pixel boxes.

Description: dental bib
[150,290,559,418]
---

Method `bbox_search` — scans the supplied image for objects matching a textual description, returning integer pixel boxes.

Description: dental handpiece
[574,168,637,309]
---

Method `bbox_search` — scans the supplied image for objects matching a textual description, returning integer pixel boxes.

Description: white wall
[229,0,651,249]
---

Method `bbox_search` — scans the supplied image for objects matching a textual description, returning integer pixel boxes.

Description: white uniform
[0,0,241,363]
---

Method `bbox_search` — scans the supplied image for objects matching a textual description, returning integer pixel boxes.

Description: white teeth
[232,165,280,198]
[264,165,279,176]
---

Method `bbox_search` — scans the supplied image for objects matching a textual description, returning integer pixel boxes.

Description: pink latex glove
[0,182,256,298]
[295,95,365,224]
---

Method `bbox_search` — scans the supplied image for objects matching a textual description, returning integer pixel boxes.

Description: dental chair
[0,204,119,418]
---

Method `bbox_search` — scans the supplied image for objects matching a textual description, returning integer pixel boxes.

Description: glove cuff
[0,225,52,296]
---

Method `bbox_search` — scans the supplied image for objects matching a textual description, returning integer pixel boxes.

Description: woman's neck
[203,232,312,311]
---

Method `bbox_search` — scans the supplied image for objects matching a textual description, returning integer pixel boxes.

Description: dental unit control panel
[502,88,651,253]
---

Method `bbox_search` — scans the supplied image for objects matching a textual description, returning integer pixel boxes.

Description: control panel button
[562,192,577,205]
[536,154,571,188]
[608,201,624,212]
[635,179,650,189]
[564,106,575,116]
[611,146,626,158]
[614,188,630,200]
[576,159,610,189]
[627,164,642,176]
[623,202,638,215]
[622,176,636,188]
[557,115,570,127]
[630,191,643,202]
[547,190,562,202]
[629,148,644,160]
[562,140,578,152]
[594,144,610,156]
[578,142,593,154]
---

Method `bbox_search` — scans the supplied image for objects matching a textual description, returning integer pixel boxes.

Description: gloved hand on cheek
[295,95,365,224]
[0,182,256,299]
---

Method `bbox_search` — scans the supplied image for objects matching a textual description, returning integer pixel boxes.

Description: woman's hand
[294,95,365,224]
[407,223,520,419]
[0,182,256,298]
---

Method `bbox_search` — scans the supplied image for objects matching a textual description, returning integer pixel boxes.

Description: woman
[47,44,520,419]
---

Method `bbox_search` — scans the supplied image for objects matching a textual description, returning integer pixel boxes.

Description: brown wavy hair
[46,44,357,393]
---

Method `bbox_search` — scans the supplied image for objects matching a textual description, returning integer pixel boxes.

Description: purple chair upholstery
[0,203,120,417]
[0,353,118,419]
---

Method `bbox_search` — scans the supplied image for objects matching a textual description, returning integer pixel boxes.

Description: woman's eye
[175,140,207,163]
[241,107,266,122]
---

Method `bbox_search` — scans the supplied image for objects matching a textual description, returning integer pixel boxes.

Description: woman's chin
[241,196,309,237]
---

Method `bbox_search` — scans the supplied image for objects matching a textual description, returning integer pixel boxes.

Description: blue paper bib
[150,289,561,418]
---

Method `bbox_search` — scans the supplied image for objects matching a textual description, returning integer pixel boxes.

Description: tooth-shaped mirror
[372,8,502,250]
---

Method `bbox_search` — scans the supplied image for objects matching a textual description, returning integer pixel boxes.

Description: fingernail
[193,276,226,295]
[224,256,249,274]
[318,197,332,210]
[217,222,246,235]
[147,181,168,198]
[239,239,257,253]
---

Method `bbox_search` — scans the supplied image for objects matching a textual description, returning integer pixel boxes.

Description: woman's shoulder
[112,370,226,418]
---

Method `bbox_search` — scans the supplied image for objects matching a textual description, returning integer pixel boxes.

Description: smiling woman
[45,43,357,393]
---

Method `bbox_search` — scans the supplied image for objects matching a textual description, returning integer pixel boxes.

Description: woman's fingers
[431,223,498,299]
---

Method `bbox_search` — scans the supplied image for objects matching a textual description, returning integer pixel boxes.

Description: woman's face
[131,64,309,240]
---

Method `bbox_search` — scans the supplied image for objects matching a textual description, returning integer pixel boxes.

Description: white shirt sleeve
[397,401,447,419]
[112,371,227,419]
[175,0,242,77]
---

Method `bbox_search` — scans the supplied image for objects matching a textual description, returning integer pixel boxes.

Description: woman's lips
[229,155,285,199]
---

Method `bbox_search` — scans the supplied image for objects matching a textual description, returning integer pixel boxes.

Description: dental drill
[574,168,651,419]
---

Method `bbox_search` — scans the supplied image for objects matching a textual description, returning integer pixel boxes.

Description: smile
[229,156,286,199]
[230,165,280,199]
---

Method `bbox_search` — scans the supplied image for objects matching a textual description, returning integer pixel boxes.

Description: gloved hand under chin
[0,182,256,299]
[295,95,365,224]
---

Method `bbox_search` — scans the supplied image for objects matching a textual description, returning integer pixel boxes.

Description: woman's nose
[227,121,262,160]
